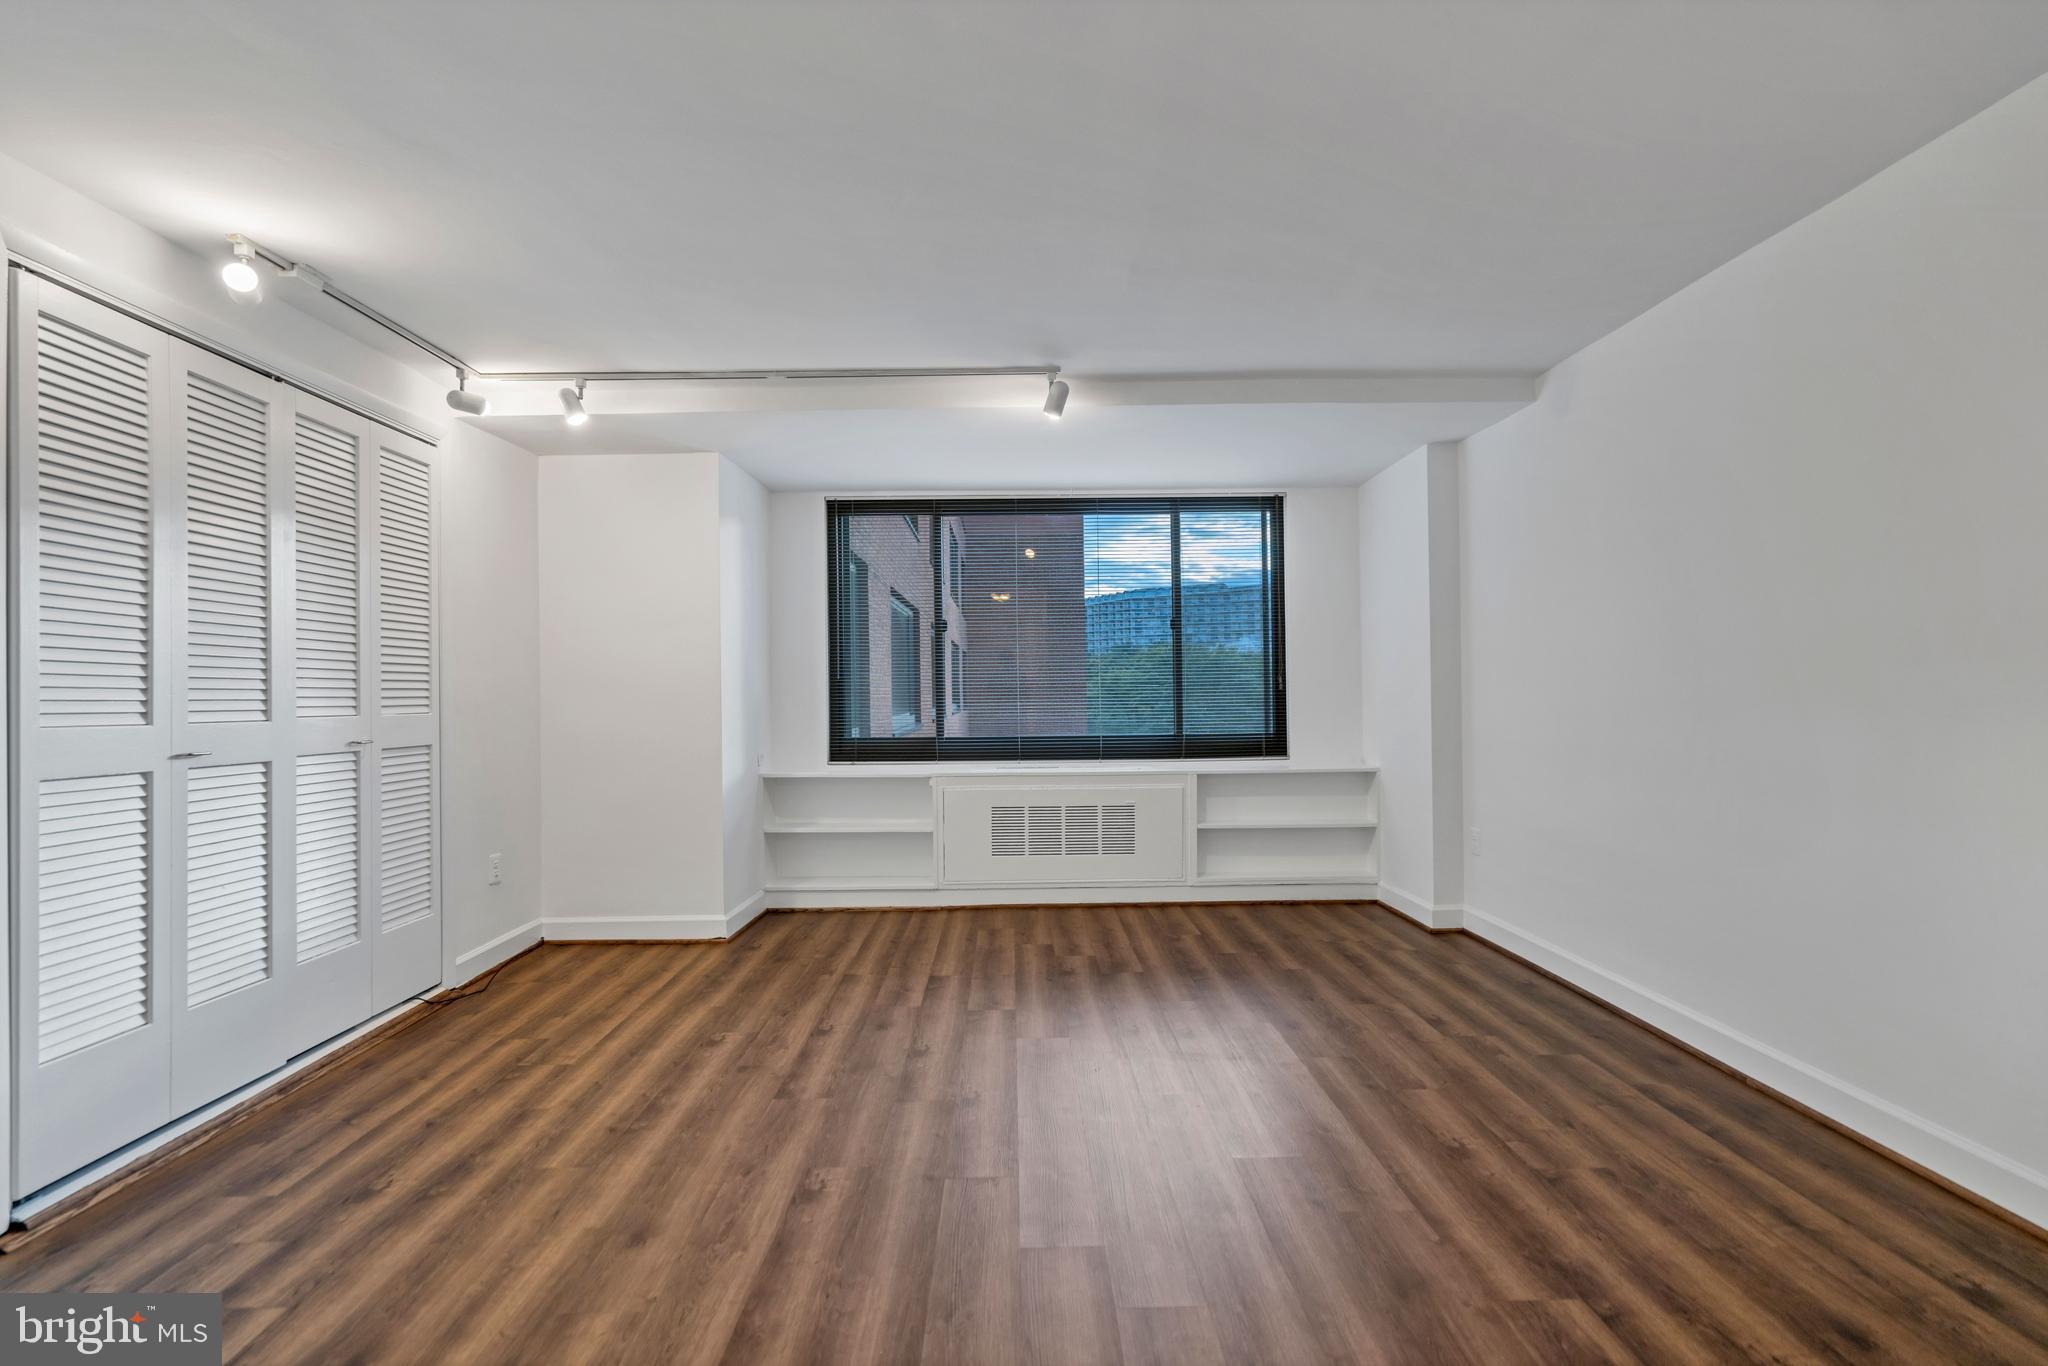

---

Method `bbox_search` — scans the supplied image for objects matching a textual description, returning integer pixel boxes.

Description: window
[827,496,1286,761]
[889,593,921,734]
[839,555,871,738]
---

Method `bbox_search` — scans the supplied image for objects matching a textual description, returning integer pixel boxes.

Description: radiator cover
[938,782,1187,886]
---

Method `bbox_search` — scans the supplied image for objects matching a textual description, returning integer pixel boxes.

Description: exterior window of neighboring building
[950,640,965,713]
[839,555,871,738]
[889,593,920,734]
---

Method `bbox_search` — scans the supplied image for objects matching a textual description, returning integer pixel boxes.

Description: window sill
[763,758,1374,778]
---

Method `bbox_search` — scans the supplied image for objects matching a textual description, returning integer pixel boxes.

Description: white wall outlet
[488,853,503,886]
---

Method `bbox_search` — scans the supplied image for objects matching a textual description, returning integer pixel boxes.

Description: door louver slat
[378,746,434,931]
[296,752,361,961]
[35,313,153,728]
[377,450,432,714]
[294,415,359,718]
[37,773,151,1062]
[185,373,270,722]
[184,763,271,1006]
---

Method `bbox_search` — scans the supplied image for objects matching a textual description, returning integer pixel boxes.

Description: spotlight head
[221,234,263,304]
[1042,377,1069,420]
[446,378,489,417]
[560,383,589,427]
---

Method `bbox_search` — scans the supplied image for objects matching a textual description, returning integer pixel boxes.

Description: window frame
[826,495,1287,763]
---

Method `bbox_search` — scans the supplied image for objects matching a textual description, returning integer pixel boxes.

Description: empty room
[0,2,2045,1362]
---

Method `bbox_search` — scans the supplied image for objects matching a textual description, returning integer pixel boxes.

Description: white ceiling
[4,1,2046,484]
[4,1,2046,375]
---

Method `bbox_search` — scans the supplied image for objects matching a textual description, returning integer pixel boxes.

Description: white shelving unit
[762,772,937,891]
[761,765,1378,905]
[1191,769,1378,885]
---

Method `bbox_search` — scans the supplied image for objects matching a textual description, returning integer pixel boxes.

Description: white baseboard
[541,913,732,941]
[724,891,768,938]
[535,894,768,943]
[452,918,543,977]
[1463,906,2048,1232]
[1374,883,1466,931]
[760,881,1378,911]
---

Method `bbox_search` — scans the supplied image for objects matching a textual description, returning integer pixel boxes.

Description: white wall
[718,457,771,927]
[440,426,544,978]
[1461,74,2048,1224]
[538,452,730,936]
[765,488,1365,772]
[1358,444,1465,927]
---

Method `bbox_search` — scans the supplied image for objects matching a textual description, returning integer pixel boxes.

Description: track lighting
[446,373,489,417]
[1043,376,1069,420]
[560,380,589,427]
[221,234,262,304]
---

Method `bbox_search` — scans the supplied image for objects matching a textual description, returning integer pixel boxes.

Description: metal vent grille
[991,802,1138,857]
[1102,803,1136,855]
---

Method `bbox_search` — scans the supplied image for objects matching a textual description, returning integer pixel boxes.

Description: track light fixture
[203,233,1064,429]
[560,380,589,427]
[1043,376,1070,420]
[446,372,489,417]
[221,234,262,304]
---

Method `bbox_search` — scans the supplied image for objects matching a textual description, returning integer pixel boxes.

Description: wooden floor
[5,905,2047,1364]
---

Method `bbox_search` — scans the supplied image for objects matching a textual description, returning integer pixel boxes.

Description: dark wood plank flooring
[5,904,2046,1364]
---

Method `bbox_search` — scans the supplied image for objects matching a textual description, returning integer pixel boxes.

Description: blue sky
[1082,512,1264,596]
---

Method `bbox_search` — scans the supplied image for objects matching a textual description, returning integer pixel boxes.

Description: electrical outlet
[1468,827,1482,857]
[488,853,503,886]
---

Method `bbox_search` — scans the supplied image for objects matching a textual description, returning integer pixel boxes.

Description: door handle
[169,751,213,760]
[346,739,371,747]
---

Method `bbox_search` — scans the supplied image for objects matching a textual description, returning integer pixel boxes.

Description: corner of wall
[1,215,14,1198]
[717,456,772,926]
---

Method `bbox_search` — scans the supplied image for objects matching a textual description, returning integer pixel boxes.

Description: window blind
[827,496,1286,761]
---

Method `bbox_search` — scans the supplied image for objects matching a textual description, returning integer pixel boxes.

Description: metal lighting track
[473,366,1059,383]
[239,238,1059,390]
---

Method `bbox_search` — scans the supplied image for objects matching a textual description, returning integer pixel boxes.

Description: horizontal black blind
[827,496,1286,762]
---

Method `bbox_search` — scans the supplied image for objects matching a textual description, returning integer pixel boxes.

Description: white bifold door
[10,279,440,1197]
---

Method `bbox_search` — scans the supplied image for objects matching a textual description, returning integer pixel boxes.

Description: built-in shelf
[765,876,938,892]
[760,765,1380,903]
[761,773,937,888]
[1192,873,1379,887]
[765,818,935,835]
[1196,816,1377,831]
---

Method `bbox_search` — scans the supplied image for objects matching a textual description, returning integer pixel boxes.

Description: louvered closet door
[9,279,176,1194]
[276,391,375,1054]
[365,431,440,1008]
[161,344,297,1112]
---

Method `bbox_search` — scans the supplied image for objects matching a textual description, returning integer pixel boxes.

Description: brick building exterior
[842,512,967,738]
